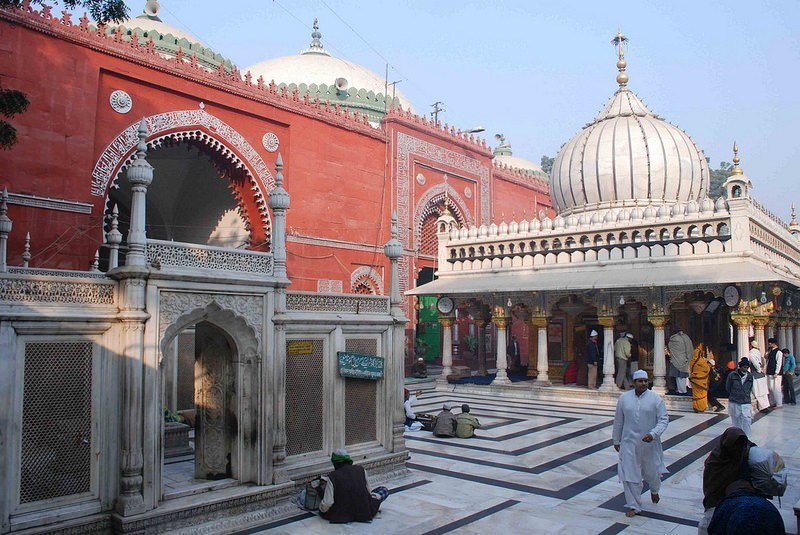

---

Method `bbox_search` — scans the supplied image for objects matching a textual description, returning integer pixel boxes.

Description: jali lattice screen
[285,339,324,456]
[344,338,377,445]
[20,341,93,504]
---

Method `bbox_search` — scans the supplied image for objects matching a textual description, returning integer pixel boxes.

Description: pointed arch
[414,184,472,254]
[92,109,274,243]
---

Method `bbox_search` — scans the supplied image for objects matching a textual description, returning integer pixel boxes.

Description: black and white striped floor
[242,390,800,534]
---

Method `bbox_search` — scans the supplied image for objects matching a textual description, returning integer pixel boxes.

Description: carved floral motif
[286,292,389,314]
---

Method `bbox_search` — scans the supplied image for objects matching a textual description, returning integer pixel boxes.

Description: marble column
[752,316,768,356]
[437,317,454,387]
[0,188,10,272]
[384,213,408,454]
[111,120,152,516]
[530,316,549,386]
[731,314,752,361]
[794,320,800,358]
[778,320,789,350]
[786,321,794,356]
[492,312,511,385]
[475,319,487,376]
[598,316,616,392]
[648,315,668,393]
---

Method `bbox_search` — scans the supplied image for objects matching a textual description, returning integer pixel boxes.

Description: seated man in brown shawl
[698,427,755,534]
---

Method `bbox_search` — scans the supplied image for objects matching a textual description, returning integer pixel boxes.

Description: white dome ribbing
[550,32,709,215]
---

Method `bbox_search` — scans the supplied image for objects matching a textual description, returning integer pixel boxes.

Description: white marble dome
[246,20,414,114]
[551,56,709,215]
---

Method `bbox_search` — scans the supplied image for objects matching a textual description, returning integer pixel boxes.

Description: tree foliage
[0,0,128,23]
[0,0,128,148]
[708,159,733,199]
[540,155,554,175]
[0,86,29,150]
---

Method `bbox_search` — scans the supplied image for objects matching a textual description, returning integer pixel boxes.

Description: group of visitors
[612,370,788,532]
[432,402,482,438]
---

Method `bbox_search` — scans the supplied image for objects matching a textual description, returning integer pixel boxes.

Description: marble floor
[215,388,800,535]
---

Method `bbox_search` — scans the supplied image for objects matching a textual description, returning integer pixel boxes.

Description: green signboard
[337,352,384,380]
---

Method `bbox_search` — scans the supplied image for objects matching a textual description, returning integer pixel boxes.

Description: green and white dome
[246,20,415,122]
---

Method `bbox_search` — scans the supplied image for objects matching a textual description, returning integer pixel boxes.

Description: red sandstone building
[0,2,552,368]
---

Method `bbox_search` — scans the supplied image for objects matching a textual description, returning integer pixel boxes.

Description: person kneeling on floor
[432,402,458,437]
[319,449,388,523]
[456,404,481,438]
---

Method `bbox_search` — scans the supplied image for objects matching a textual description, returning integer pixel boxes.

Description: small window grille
[20,341,93,504]
[285,339,324,456]
[344,339,377,445]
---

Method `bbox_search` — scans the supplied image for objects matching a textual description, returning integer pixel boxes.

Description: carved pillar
[474,319,487,376]
[598,316,616,392]
[531,316,549,386]
[0,188,10,272]
[106,205,122,270]
[271,322,289,483]
[785,320,794,356]
[778,320,789,350]
[731,314,752,361]
[648,315,668,393]
[268,154,290,280]
[437,317,454,387]
[491,308,511,385]
[752,316,768,356]
[384,213,408,453]
[794,319,800,358]
[111,120,152,516]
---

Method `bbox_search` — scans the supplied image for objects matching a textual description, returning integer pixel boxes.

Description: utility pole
[430,101,445,126]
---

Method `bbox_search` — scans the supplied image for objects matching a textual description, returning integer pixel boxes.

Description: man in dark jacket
[432,403,457,437]
[319,449,388,523]
[726,358,754,438]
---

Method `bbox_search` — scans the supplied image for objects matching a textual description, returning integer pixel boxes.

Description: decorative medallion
[109,90,132,114]
[464,185,472,199]
[416,173,426,185]
[262,132,280,153]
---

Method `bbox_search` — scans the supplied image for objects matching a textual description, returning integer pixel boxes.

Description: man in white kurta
[612,369,669,517]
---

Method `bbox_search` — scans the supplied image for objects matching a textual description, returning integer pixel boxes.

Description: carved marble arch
[350,266,383,295]
[94,110,274,246]
[414,186,472,255]
[160,301,260,363]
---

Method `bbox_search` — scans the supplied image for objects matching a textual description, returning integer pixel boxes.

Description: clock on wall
[723,285,741,308]
[436,296,454,314]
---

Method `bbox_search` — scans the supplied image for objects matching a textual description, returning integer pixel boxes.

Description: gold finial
[441,174,452,216]
[791,203,798,226]
[731,141,743,175]
[611,29,629,87]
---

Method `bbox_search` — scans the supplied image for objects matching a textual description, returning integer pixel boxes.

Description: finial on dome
[791,203,798,226]
[301,18,331,56]
[731,141,743,175]
[310,18,323,50]
[611,30,629,87]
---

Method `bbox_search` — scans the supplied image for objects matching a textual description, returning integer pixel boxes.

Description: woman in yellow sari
[690,343,712,412]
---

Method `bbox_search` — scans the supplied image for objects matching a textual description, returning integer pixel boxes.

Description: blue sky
[124,0,799,219]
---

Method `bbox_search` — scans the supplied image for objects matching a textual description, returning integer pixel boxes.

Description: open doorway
[161,321,239,498]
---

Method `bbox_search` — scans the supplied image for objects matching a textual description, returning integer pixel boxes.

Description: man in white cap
[585,329,601,389]
[612,369,669,517]
[432,402,457,437]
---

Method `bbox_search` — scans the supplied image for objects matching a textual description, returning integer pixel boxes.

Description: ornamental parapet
[438,203,733,273]
[285,291,389,314]
[0,268,115,305]
[146,239,273,276]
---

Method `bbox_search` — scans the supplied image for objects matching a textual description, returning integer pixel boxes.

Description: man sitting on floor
[432,403,457,437]
[456,404,481,438]
[319,449,389,523]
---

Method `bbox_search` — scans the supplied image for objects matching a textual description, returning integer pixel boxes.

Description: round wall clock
[723,285,741,307]
[436,296,454,314]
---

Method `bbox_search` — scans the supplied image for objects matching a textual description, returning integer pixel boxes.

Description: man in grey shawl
[667,328,693,394]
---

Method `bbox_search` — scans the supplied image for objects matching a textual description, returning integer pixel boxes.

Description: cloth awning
[406,256,800,297]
